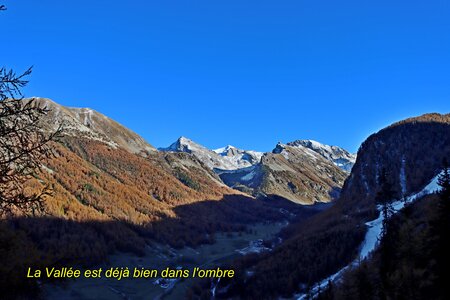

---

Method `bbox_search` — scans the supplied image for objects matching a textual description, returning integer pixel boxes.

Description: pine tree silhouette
[434,158,450,297]
[375,168,397,297]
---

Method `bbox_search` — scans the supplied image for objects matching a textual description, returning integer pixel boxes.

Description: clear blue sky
[2,0,450,153]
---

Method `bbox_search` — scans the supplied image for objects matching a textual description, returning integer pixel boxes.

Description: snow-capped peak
[178,136,193,144]
[214,145,264,165]
[287,139,356,172]
[213,145,236,155]
[163,136,207,153]
[159,138,262,171]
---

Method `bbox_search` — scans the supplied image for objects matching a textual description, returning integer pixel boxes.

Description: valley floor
[42,221,287,300]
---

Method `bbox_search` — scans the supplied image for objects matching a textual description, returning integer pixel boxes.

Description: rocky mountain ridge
[32,97,354,205]
[160,137,353,204]
[32,97,156,155]
[286,139,356,172]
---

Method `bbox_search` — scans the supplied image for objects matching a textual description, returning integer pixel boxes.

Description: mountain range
[33,97,356,205]
[158,134,355,204]
[5,97,449,300]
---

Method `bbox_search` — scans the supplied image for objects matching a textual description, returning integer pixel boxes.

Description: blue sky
[2,0,449,153]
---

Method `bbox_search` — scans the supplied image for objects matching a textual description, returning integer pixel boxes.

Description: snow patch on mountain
[241,169,257,182]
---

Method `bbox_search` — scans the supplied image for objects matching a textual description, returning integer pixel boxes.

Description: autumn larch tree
[1,4,60,215]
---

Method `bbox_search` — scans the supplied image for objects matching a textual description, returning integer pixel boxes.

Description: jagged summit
[214,145,264,163]
[214,145,237,155]
[160,136,206,153]
[272,142,287,154]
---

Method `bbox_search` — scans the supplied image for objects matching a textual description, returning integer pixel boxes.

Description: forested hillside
[317,183,450,300]
[0,136,285,296]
